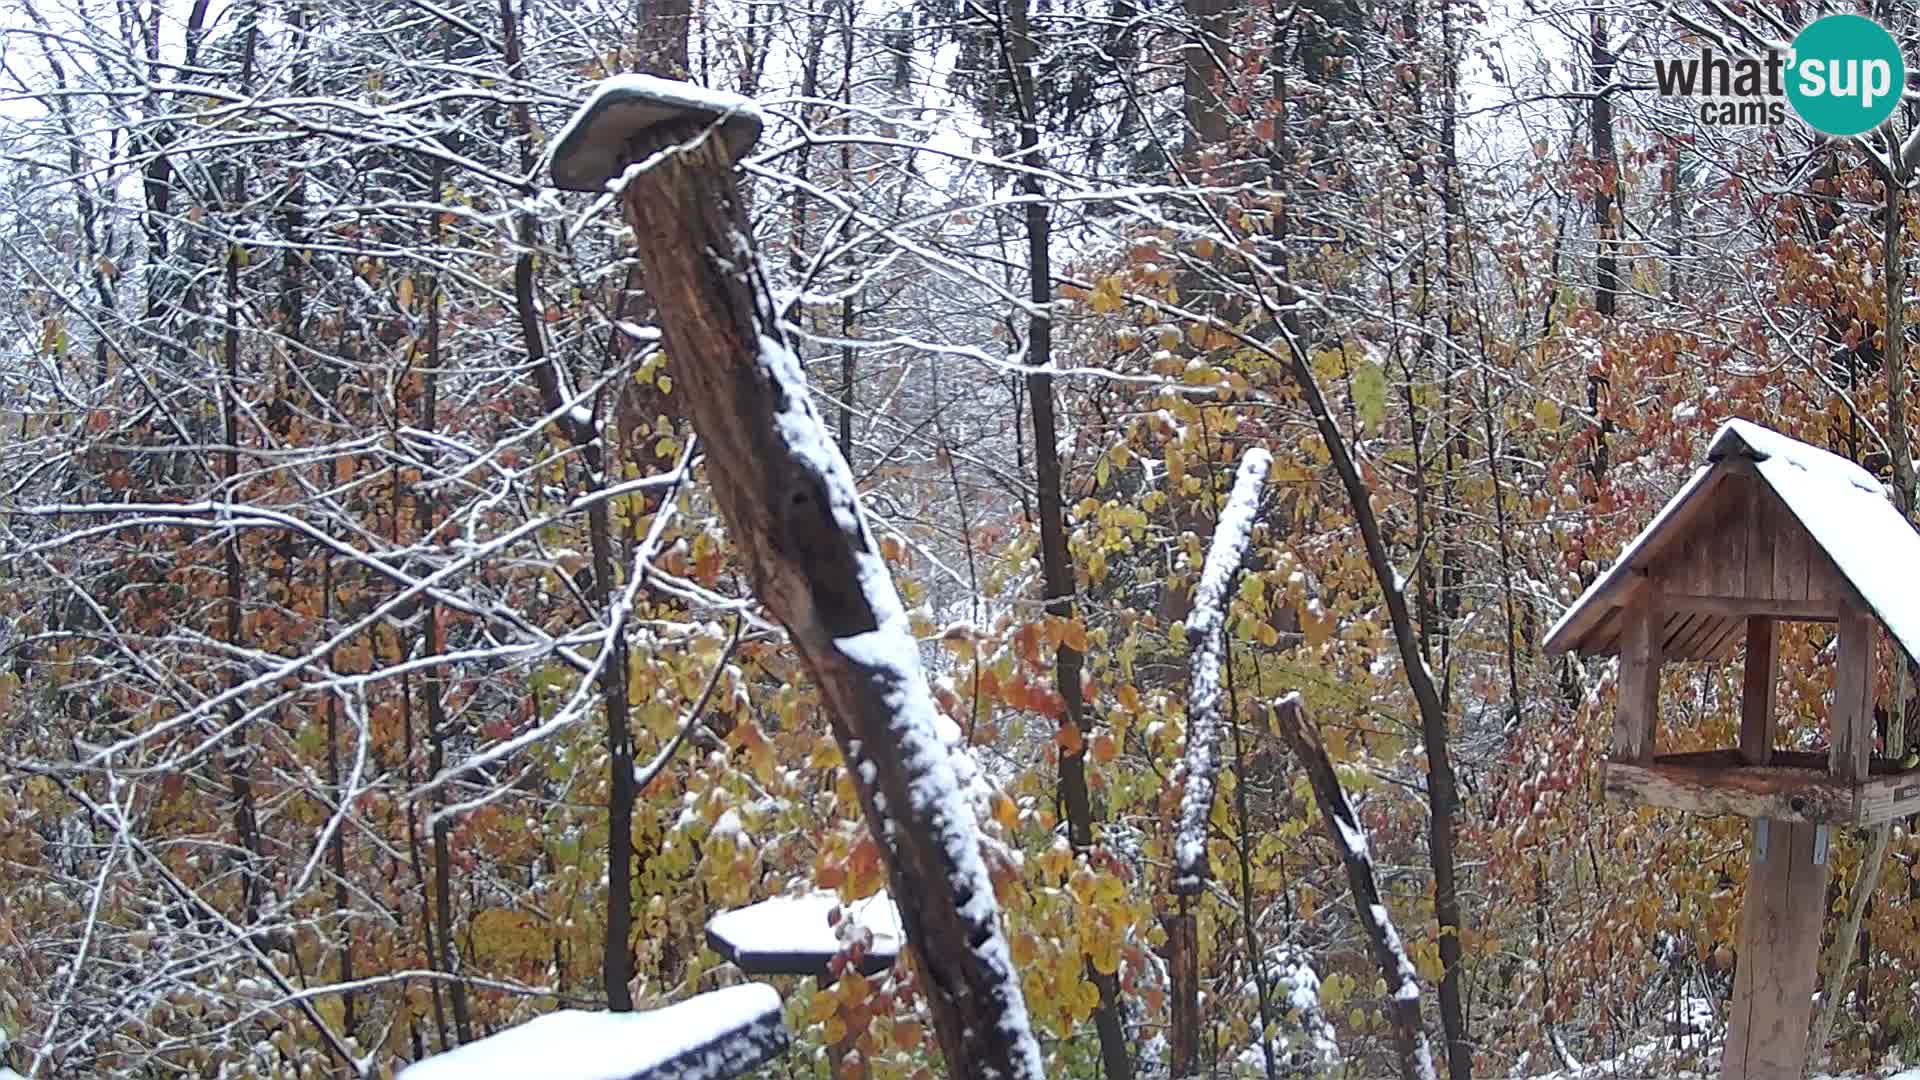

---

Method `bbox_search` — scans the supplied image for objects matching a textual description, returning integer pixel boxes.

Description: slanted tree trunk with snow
[1172,446,1272,892]
[551,79,1044,1080]
[1167,446,1269,1076]
[1274,694,1437,1080]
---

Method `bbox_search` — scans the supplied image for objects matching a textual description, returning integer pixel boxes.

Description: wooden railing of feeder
[1545,419,1920,1080]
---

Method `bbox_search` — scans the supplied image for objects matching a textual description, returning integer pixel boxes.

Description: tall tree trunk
[1881,180,1914,517]
[1585,11,1617,490]
[218,8,266,930]
[1005,0,1132,1072]
[1269,24,1471,1079]
[606,105,1045,1080]
[501,0,638,1012]
[1182,0,1230,153]
[1589,13,1618,322]
[633,0,691,76]
[837,0,858,464]
[416,150,474,1043]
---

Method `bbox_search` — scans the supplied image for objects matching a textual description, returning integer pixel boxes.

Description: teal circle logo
[1785,14,1905,136]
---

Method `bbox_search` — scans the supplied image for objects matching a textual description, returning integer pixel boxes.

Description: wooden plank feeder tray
[705,891,903,981]
[1545,419,1920,1080]
[1603,749,1920,827]
[705,892,902,1080]
[396,983,788,1080]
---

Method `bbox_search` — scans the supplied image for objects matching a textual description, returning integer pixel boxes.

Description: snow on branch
[1273,694,1437,1080]
[398,983,787,1080]
[1172,447,1272,895]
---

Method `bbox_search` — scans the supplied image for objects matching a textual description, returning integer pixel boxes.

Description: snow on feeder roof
[706,890,903,980]
[396,983,787,1080]
[548,75,764,193]
[1545,418,1920,665]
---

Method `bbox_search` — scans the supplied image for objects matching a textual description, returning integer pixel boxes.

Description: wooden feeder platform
[1602,749,1920,827]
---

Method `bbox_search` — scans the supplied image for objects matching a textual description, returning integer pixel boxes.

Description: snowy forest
[9,0,1920,1076]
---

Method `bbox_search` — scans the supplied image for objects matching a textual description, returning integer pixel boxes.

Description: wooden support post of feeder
[1544,420,1920,1079]
[1738,616,1776,767]
[1614,574,1662,764]
[548,77,1043,1080]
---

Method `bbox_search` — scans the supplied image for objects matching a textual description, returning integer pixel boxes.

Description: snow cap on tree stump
[549,74,763,192]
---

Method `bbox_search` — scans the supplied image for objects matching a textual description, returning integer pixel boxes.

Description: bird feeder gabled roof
[1544,419,1920,665]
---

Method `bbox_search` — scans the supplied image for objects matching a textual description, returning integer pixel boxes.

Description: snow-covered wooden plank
[397,984,787,1080]
[1172,447,1271,895]
[706,890,902,979]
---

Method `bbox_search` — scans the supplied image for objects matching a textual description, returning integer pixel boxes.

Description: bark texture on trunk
[1275,696,1437,1080]
[614,121,1043,1080]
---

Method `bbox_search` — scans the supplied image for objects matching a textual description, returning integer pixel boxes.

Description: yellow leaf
[1069,868,1097,904]
[1090,936,1121,976]
[1534,398,1561,429]
[992,794,1020,832]
[1087,548,1108,585]
[397,276,414,309]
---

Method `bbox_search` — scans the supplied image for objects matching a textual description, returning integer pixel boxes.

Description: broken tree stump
[549,76,1043,1080]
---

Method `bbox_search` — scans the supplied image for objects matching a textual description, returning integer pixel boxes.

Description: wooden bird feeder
[705,891,902,981]
[396,983,789,1080]
[1545,418,1920,1079]
[706,893,903,1080]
